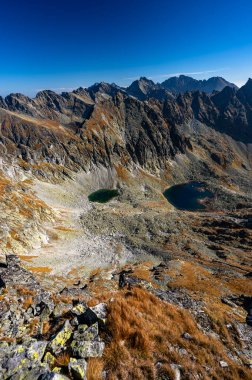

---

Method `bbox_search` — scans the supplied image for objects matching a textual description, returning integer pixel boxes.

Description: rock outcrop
[0,256,106,379]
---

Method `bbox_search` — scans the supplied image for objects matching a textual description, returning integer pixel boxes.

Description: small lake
[88,189,119,203]
[163,181,214,211]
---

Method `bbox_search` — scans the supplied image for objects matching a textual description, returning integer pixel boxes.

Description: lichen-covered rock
[71,302,87,316]
[0,339,48,379]
[40,372,70,380]
[24,339,48,362]
[43,352,56,367]
[8,365,49,380]
[68,358,87,379]
[49,320,72,354]
[73,323,99,342]
[71,340,105,358]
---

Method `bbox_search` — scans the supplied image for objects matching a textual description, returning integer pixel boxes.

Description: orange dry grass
[29,317,39,335]
[23,296,33,309]
[168,261,222,296]
[18,255,38,262]
[0,337,15,343]
[27,266,52,273]
[115,164,131,182]
[54,226,75,232]
[226,278,252,295]
[103,287,251,380]
[87,358,104,380]
[42,321,50,335]
[54,351,71,367]
[17,287,36,296]
[130,267,153,283]
[51,293,73,305]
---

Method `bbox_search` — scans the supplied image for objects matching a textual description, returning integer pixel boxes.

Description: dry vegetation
[92,287,251,380]
[86,358,104,380]
[54,351,71,368]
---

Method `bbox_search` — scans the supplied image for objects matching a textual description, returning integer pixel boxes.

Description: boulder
[25,339,48,363]
[40,373,70,380]
[43,352,56,367]
[8,365,49,379]
[182,332,193,340]
[0,275,6,288]
[71,302,87,316]
[90,303,107,320]
[0,339,48,378]
[53,303,72,318]
[77,303,107,326]
[49,320,72,354]
[68,358,87,379]
[219,360,229,368]
[71,340,105,358]
[73,323,99,342]
[77,308,98,326]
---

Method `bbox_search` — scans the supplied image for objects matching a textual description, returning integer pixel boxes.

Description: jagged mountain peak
[126,77,167,101]
[161,75,238,94]
[237,78,252,106]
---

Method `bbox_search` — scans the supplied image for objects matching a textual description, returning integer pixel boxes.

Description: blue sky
[0,0,252,96]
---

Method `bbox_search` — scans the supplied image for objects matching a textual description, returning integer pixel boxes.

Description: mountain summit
[161,75,238,94]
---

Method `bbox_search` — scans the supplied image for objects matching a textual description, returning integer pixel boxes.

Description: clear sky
[0,0,252,96]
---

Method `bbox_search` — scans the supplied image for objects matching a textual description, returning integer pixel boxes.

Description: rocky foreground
[0,254,252,379]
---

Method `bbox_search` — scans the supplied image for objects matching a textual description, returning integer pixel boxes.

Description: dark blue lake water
[163,182,214,211]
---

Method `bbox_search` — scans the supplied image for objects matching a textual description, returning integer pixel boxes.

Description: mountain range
[125,75,238,100]
[0,74,252,379]
[0,76,251,149]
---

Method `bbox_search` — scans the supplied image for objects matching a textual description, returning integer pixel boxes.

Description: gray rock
[182,332,193,340]
[49,320,72,354]
[40,373,70,380]
[77,303,107,326]
[219,360,229,368]
[68,358,87,379]
[71,302,87,316]
[9,365,49,379]
[0,339,48,378]
[53,303,72,318]
[71,340,105,358]
[73,322,99,342]
[170,363,181,380]
[90,303,107,320]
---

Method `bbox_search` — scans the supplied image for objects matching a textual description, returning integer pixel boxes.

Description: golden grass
[167,261,222,296]
[18,255,38,262]
[115,164,131,182]
[29,317,39,335]
[23,296,33,310]
[51,293,73,305]
[27,266,52,273]
[0,337,15,343]
[102,287,251,380]
[54,351,71,367]
[16,287,36,296]
[53,226,75,232]
[86,358,104,380]
[42,321,50,335]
